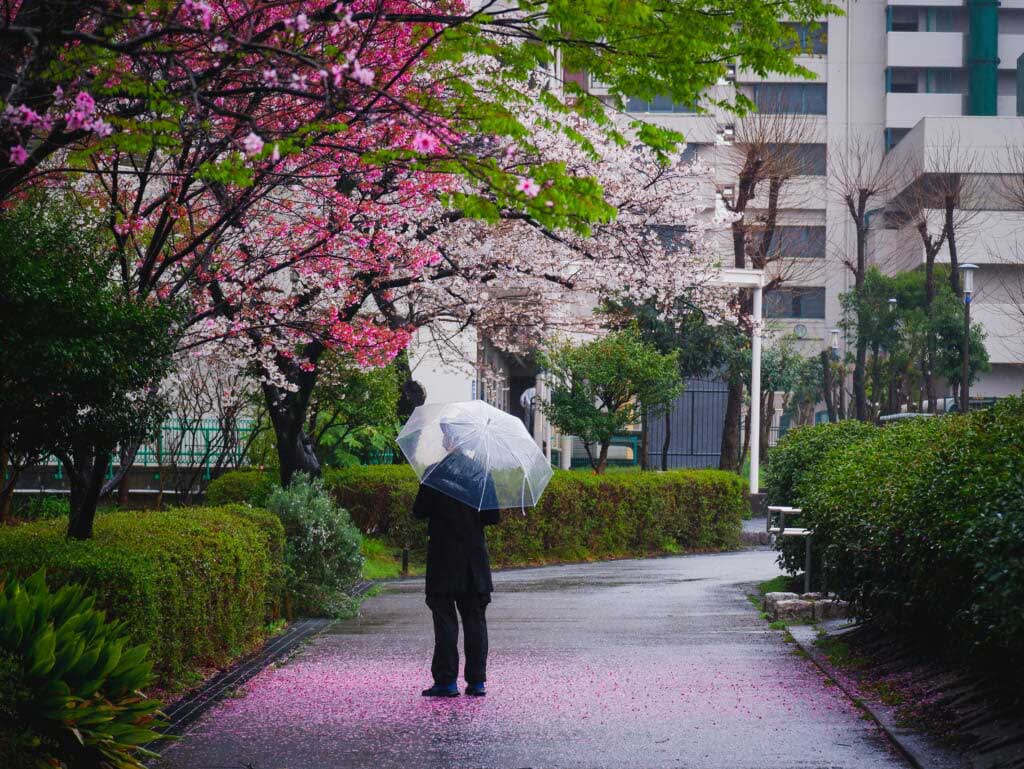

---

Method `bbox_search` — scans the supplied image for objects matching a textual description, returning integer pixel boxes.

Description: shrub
[789,397,1024,677]
[0,570,164,769]
[326,465,746,563]
[266,475,364,618]
[763,419,879,576]
[205,468,277,507]
[13,494,70,521]
[0,505,285,686]
[763,419,879,506]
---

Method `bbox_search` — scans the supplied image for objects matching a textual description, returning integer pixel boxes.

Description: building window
[888,7,918,32]
[925,68,956,93]
[681,143,711,163]
[752,84,827,115]
[765,143,827,175]
[626,95,696,113]
[763,226,827,259]
[765,287,826,319]
[884,127,910,152]
[888,68,919,93]
[924,8,956,32]
[780,22,828,55]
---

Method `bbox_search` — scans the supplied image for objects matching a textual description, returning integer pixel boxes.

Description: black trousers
[426,592,490,685]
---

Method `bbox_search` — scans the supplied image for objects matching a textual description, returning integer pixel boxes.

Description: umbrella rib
[477,431,492,511]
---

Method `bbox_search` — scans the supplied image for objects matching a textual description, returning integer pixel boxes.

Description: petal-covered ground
[157,549,908,769]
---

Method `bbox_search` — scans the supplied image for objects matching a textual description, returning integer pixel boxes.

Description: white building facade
[622,0,1024,399]
[413,0,1024,418]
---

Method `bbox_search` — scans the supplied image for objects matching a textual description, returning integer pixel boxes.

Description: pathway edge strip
[788,624,962,769]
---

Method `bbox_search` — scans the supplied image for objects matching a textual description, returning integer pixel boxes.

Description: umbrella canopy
[397,400,554,511]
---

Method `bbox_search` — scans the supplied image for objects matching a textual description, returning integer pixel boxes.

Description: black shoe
[465,682,486,697]
[422,683,459,697]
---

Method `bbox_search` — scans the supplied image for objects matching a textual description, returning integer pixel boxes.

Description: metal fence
[646,377,729,469]
[43,418,255,483]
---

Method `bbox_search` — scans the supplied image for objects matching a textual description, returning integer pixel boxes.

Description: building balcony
[887,31,963,69]
[885,92,963,129]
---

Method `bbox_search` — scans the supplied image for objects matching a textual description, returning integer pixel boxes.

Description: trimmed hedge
[763,419,879,576]
[326,465,747,562]
[206,468,277,508]
[0,505,285,685]
[779,397,1024,675]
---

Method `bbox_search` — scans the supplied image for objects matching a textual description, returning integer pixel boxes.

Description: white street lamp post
[710,268,766,496]
[959,263,978,413]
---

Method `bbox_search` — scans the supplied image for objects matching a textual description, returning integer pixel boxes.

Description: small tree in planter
[539,328,683,473]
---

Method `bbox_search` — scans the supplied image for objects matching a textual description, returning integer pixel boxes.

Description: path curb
[145,618,331,751]
[788,624,962,769]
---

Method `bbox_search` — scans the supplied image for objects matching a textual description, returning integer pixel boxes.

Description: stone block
[813,599,850,621]
[762,592,800,613]
[800,592,823,601]
[772,599,815,623]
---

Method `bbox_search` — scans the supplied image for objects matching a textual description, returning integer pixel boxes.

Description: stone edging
[787,624,962,769]
[144,618,332,751]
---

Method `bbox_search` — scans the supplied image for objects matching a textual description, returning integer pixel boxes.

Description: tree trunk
[739,403,751,469]
[64,447,112,540]
[0,480,14,524]
[661,410,672,472]
[821,350,836,422]
[272,412,321,486]
[946,197,961,297]
[719,377,743,470]
[595,442,610,475]
[854,336,869,421]
[262,360,322,486]
[640,410,650,471]
[760,390,775,461]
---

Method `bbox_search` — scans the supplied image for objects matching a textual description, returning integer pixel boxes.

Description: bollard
[401,546,410,577]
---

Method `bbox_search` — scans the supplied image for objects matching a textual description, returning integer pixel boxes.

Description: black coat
[413,452,500,595]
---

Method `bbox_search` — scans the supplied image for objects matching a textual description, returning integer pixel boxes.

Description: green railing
[50,418,255,481]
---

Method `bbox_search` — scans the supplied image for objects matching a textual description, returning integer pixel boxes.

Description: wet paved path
[158,549,908,769]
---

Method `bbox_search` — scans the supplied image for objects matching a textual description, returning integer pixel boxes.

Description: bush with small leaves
[0,570,164,769]
[267,475,364,618]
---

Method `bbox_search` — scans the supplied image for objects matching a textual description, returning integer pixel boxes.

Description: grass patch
[360,537,423,580]
[768,620,788,630]
[813,635,867,670]
[758,574,800,595]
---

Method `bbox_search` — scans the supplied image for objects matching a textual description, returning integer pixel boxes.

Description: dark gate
[646,376,728,469]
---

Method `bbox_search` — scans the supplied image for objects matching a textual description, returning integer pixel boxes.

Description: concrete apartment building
[630,0,1024,400]
[412,0,1024,431]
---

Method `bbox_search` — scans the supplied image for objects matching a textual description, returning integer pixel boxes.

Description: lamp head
[959,263,978,299]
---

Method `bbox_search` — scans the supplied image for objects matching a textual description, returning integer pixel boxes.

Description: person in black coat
[414,425,500,698]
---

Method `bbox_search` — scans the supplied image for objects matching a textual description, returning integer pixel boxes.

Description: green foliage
[266,475,364,619]
[14,495,71,522]
[0,570,164,769]
[0,506,285,686]
[599,298,729,379]
[205,469,277,508]
[784,397,1024,678]
[0,193,181,462]
[539,328,684,471]
[841,266,989,408]
[307,356,401,467]
[764,420,879,507]
[322,465,746,564]
[763,419,879,577]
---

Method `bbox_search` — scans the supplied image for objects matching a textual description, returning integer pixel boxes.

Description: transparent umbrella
[397,400,554,511]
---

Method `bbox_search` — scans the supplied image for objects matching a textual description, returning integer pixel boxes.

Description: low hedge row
[212,465,748,563]
[767,397,1024,674]
[763,419,880,577]
[0,505,285,685]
